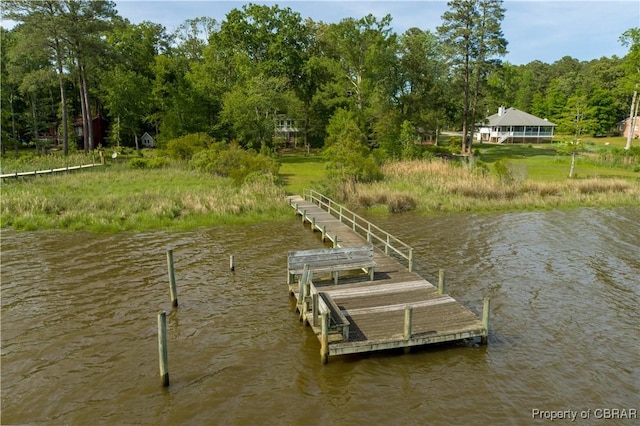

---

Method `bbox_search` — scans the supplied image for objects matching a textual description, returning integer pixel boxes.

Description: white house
[476,106,556,143]
[274,116,301,147]
[140,132,155,148]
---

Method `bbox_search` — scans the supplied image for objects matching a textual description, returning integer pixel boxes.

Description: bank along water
[1,207,638,424]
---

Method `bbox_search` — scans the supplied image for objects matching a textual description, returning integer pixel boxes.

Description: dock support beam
[438,269,446,295]
[321,313,329,364]
[481,297,491,345]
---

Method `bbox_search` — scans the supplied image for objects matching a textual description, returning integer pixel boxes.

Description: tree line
[2,0,639,158]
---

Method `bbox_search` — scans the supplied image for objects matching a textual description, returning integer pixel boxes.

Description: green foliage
[166,133,215,160]
[323,108,382,184]
[399,120,420,160]
[190,142,280,185]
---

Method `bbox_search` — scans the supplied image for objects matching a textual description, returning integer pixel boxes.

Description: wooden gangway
[287,190,489,363]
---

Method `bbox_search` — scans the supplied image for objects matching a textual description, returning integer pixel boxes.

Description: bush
[190,142,280,185]
[166,133,215,160]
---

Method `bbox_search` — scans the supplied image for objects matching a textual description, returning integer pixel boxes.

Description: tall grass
[346,159,640,213]
[1,167,290,232]
[1,151,102,174]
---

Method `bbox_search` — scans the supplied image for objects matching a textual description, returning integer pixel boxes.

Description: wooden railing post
[438,269,446,295]
[408,249,414,272]
[320,312,329,364]
[312,293,319,327]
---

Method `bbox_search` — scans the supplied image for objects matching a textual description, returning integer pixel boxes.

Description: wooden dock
[287,190,489,363]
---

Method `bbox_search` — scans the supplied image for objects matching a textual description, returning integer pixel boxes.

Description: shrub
[166,133,215,160]
[190,142,280,185]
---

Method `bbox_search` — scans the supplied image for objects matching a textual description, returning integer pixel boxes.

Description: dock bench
[288,245,376,285]
[318,292,350,341]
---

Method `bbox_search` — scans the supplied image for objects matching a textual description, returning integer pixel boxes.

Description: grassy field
[2,137,638,232]
[1,166,290,232]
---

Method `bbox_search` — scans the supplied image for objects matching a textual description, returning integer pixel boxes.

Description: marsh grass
[1,167,289,232]
[347,160,640,213]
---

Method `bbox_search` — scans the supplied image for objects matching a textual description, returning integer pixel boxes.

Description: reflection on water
[2,208,639,424]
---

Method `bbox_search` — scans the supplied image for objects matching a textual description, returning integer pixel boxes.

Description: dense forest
[2,0,639,158]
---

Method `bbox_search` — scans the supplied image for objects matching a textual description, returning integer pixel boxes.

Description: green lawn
[279,150,326,195]
[474,137,639,181]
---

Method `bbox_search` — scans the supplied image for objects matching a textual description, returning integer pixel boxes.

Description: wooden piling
[166,249,178,308]
[320,312,329,364]
[404,306,413,340]
[312,293,319,327]
[481,297,491,345]
[158,311,169,387]
[230,255,235,272]
[438,269,446,295]
[298,264,309,320]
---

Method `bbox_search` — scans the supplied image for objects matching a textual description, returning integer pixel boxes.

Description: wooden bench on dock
[318,292,350,341]
[288,245,376,285]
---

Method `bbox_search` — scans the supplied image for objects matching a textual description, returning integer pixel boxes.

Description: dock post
[230,255,235,272]
[311,216,316,231]
[404,306,413,340]
[166,249,178,308]
[438,269,446,295]
[312,293,319,327]
[298,264,309,320]
[385,235,390,254]
[158,311,169,387]
[481,297,491,344]
[322,225,327,241]
[302,209,306,223]
[321,312,329,364]
[408,249,414,272]
[333,235,338,248]
[367,224,372,243]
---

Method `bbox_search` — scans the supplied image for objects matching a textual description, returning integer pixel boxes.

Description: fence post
[385,235,390,254]
[158,312,169,387]
[167,249,178,308]
[438,269,446,295]
[230,255,235,272]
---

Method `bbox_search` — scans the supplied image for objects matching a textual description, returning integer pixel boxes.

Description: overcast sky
[3,1,638,65]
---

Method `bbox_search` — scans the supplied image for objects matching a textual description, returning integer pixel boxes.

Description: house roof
[484,107,556,127]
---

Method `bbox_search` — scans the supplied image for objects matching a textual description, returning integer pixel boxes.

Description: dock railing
[303,189,414,272]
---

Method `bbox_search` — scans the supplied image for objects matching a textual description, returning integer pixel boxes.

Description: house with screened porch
[476,106,556,143]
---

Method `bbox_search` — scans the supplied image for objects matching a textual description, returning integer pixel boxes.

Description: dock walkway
[287,191,489,363]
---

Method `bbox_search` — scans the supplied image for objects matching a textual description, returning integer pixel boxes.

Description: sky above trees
[108,0,638,65]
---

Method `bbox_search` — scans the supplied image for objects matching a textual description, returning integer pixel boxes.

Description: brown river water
[1,207,639,425]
